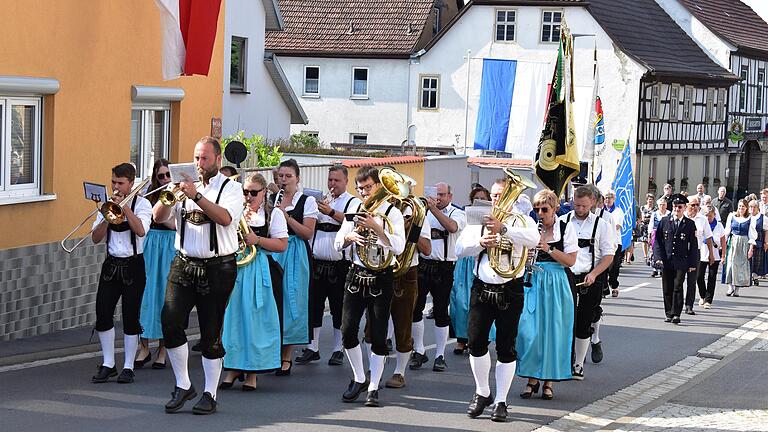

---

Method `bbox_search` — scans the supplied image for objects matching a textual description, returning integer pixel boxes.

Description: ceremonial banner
[611,140,635,250]
[534,24,580,197]
[474,59,518,151]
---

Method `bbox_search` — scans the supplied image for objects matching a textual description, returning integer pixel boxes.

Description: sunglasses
[243,188,264,197]
[533,207,550,213]
[157,172,170,179]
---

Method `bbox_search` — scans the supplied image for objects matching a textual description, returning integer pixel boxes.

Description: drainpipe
[463,49,471,154]
[407,49,426,155]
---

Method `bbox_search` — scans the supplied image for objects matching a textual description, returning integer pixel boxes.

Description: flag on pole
[611,139,635,250]
[155,0,222,80]
[534,22,580,197]
[474,59,518,151]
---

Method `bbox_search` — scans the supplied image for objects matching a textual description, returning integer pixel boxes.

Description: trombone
[60,178,151,253]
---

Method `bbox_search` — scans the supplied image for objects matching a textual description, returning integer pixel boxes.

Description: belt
[177,253,236,265]
[474,278,521,310]
[182,209,212,225]
[316,222,341,232]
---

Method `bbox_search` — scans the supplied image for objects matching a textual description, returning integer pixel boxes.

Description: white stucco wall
[223,0,292,141]
[279,57,411,145]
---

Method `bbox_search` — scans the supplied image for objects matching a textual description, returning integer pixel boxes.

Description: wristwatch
[192,192,203,203]
[547,245,554,254]
[329,209,337,218]
[500,225,508,236]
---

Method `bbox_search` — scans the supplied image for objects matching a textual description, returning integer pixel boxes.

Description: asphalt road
[2,256,768,432]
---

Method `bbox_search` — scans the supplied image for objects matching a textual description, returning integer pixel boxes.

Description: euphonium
[488,168,537,278]
[356,168,407,271]
[236,206,258,267]
[390,173,427,278]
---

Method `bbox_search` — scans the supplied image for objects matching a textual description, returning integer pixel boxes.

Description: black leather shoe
[364,390,380,407]
[91,365,117,383]
[165,385,198,413]
[134,351,151,369]
[685,307,696,316]
[295,348,320,365]
[664,317,673,323]
[192,392,217,415]
[467,393,494,418]
[408,352,429,370]
[328,350,344,366]
[672,316,681,324]
[191,342,201,352]
[491,402,508,422]
[433,355,447,372]
[275,360,292,376]
[342,379,369,402]
[591,342,603,364]
[117,368,135,384]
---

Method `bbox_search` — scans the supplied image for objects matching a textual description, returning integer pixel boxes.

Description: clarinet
[524,220,544,287]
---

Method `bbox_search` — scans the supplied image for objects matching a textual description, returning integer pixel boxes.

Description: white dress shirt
[689,213,713,253]
[421,203,466,262]
[334,200,406,268]
[701,220,724,262]
[170,172,244,258]
[311,191,360,261]
[455,213,540,284]
[93,196,152,257]
[248,207,288,240]
[284,192,319,223]
[560,211,615,275]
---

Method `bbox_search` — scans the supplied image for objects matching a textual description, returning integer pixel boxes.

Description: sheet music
[83,182,108,203]
[168,163,198,184]
[473,199,492,207]
[302,187,324,202]
[466,205,493,225]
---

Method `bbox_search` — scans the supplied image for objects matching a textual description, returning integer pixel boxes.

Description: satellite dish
[224,140,247,167]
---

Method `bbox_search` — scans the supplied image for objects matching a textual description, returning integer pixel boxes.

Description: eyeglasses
[533,207,550,213]
[157,172,170,179]
[243,189,264,197]
[357,184,375,193]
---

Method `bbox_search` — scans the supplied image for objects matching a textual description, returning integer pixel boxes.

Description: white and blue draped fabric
[222,250,281,372]
[724,218,752,287]
[450,256,496,341]
[272,235,310,345]
[516,261,574,381]
[139,228,176,339]
[473,59,518,152]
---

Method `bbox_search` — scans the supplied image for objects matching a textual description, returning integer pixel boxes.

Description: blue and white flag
[611,140,635,250]
[474,59,517,151]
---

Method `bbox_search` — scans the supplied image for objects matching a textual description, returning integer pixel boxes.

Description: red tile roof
[679,0,768,57]
[265,0,435,57]
[341,156,426,168]
[467,157,534,168]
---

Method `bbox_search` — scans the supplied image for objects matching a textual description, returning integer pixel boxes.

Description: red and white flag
[155,0,222,80]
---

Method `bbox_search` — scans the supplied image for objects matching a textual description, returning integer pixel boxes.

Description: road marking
[622,282,651,293]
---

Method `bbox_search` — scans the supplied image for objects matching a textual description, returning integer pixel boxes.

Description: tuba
[236,206,258,267]
[487,168,537,278]
[356,168,408,271]
[390,173,427,278]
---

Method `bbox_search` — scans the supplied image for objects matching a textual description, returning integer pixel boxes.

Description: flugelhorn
[61,177,151,253]
[236,205,258,267]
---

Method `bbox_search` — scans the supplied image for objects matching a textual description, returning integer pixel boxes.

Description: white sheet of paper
[302,187,324,202]
[466,205,492,225]
[168,163,198,184]
[83,182,108,202]
[423,186,438,198]
[473,199,492,207]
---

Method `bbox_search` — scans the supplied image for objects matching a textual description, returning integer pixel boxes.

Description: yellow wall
[345,162,426,197]
[0,0,224,249]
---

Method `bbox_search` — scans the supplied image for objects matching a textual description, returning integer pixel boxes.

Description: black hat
[669,193,688,205]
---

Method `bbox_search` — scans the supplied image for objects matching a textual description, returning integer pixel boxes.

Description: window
[230,36,247,92]
[131,107,170,180]
[739,65,748,111]
[649,84,660,119]
[541,10,562,43]
[350,134,367,145]
[650,157,657,180]
[717,88,727,121]
[495,9,516,42]
[715,156,721,175]
[669,84,679,121]
[303,66,319,96]
[683,85,693,122]
[351,67,368,98]
[704,155,710,178]
[758,69,765,112]
[705,88,715,123]
[420,75,440,110]
[668,156,676,181]
[433,6,441,36]
[682,156,688,180]
[1,97,42,197]
[301,131,319,139]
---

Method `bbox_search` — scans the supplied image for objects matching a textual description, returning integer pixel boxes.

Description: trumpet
[61,177,151,253]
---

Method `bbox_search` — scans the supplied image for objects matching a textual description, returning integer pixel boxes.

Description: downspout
[407,49,427,155]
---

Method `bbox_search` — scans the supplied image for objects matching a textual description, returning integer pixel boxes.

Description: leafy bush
[290,133,321,149]
[222,130,282,167]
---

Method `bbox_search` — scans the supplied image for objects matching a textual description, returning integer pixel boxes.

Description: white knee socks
[333,328,343,352]
[368,353,385,392]
[494,361,516,404]
[308,327,321,352]
[387,318,394,341]
[202,357,223,400]
[98,328,116,368]
[167,343,192,390]
[123,334,139,370]
[469,353,492,397]
[574,337,590,367]
[435,325,449,358]
[412,320,425,354]
[591,321,601,344]
[345,345,366,383]
[395,351,409,376]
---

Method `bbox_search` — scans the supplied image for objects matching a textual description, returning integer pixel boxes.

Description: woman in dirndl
[516,190,578,401]
[749,200,768,285]
[136,159,174,369]
[723,199,758,297]
[221,173,288,390]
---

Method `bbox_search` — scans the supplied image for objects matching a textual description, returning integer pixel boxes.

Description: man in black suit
[653,194,699,324]
[711,186,733,223]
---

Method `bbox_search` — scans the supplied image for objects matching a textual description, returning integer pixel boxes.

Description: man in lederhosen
[154,136,243,415]
[296,165,360,366]
[411,182,466,372]
[334,165,405,407]
[91,163,152,384]
[456,177,539,422]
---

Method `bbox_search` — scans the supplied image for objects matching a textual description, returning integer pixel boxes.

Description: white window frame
[739,65,748,111]
[758,69,765,112]
[650,84,660,120]
[1,96,43,199]
[669,84,679,121]
[351,67,369,99]
[541,10,562,44]
[301,130,319,139]
[303,66,320,98]
[705,87,715,123]
[131,103,171,181]
[682,85,693,122]
[350,133,368,145]
[230,36,247,92]
[494,9,516,43]
[419,74,440,111]
[717,88,727,121]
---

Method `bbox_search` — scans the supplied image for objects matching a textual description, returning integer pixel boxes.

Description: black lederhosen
[569,215,607,339]
[341,264,395,356]
[467,277,525,363]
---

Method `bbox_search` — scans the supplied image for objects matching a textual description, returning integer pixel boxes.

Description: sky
[741,0,768,22]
